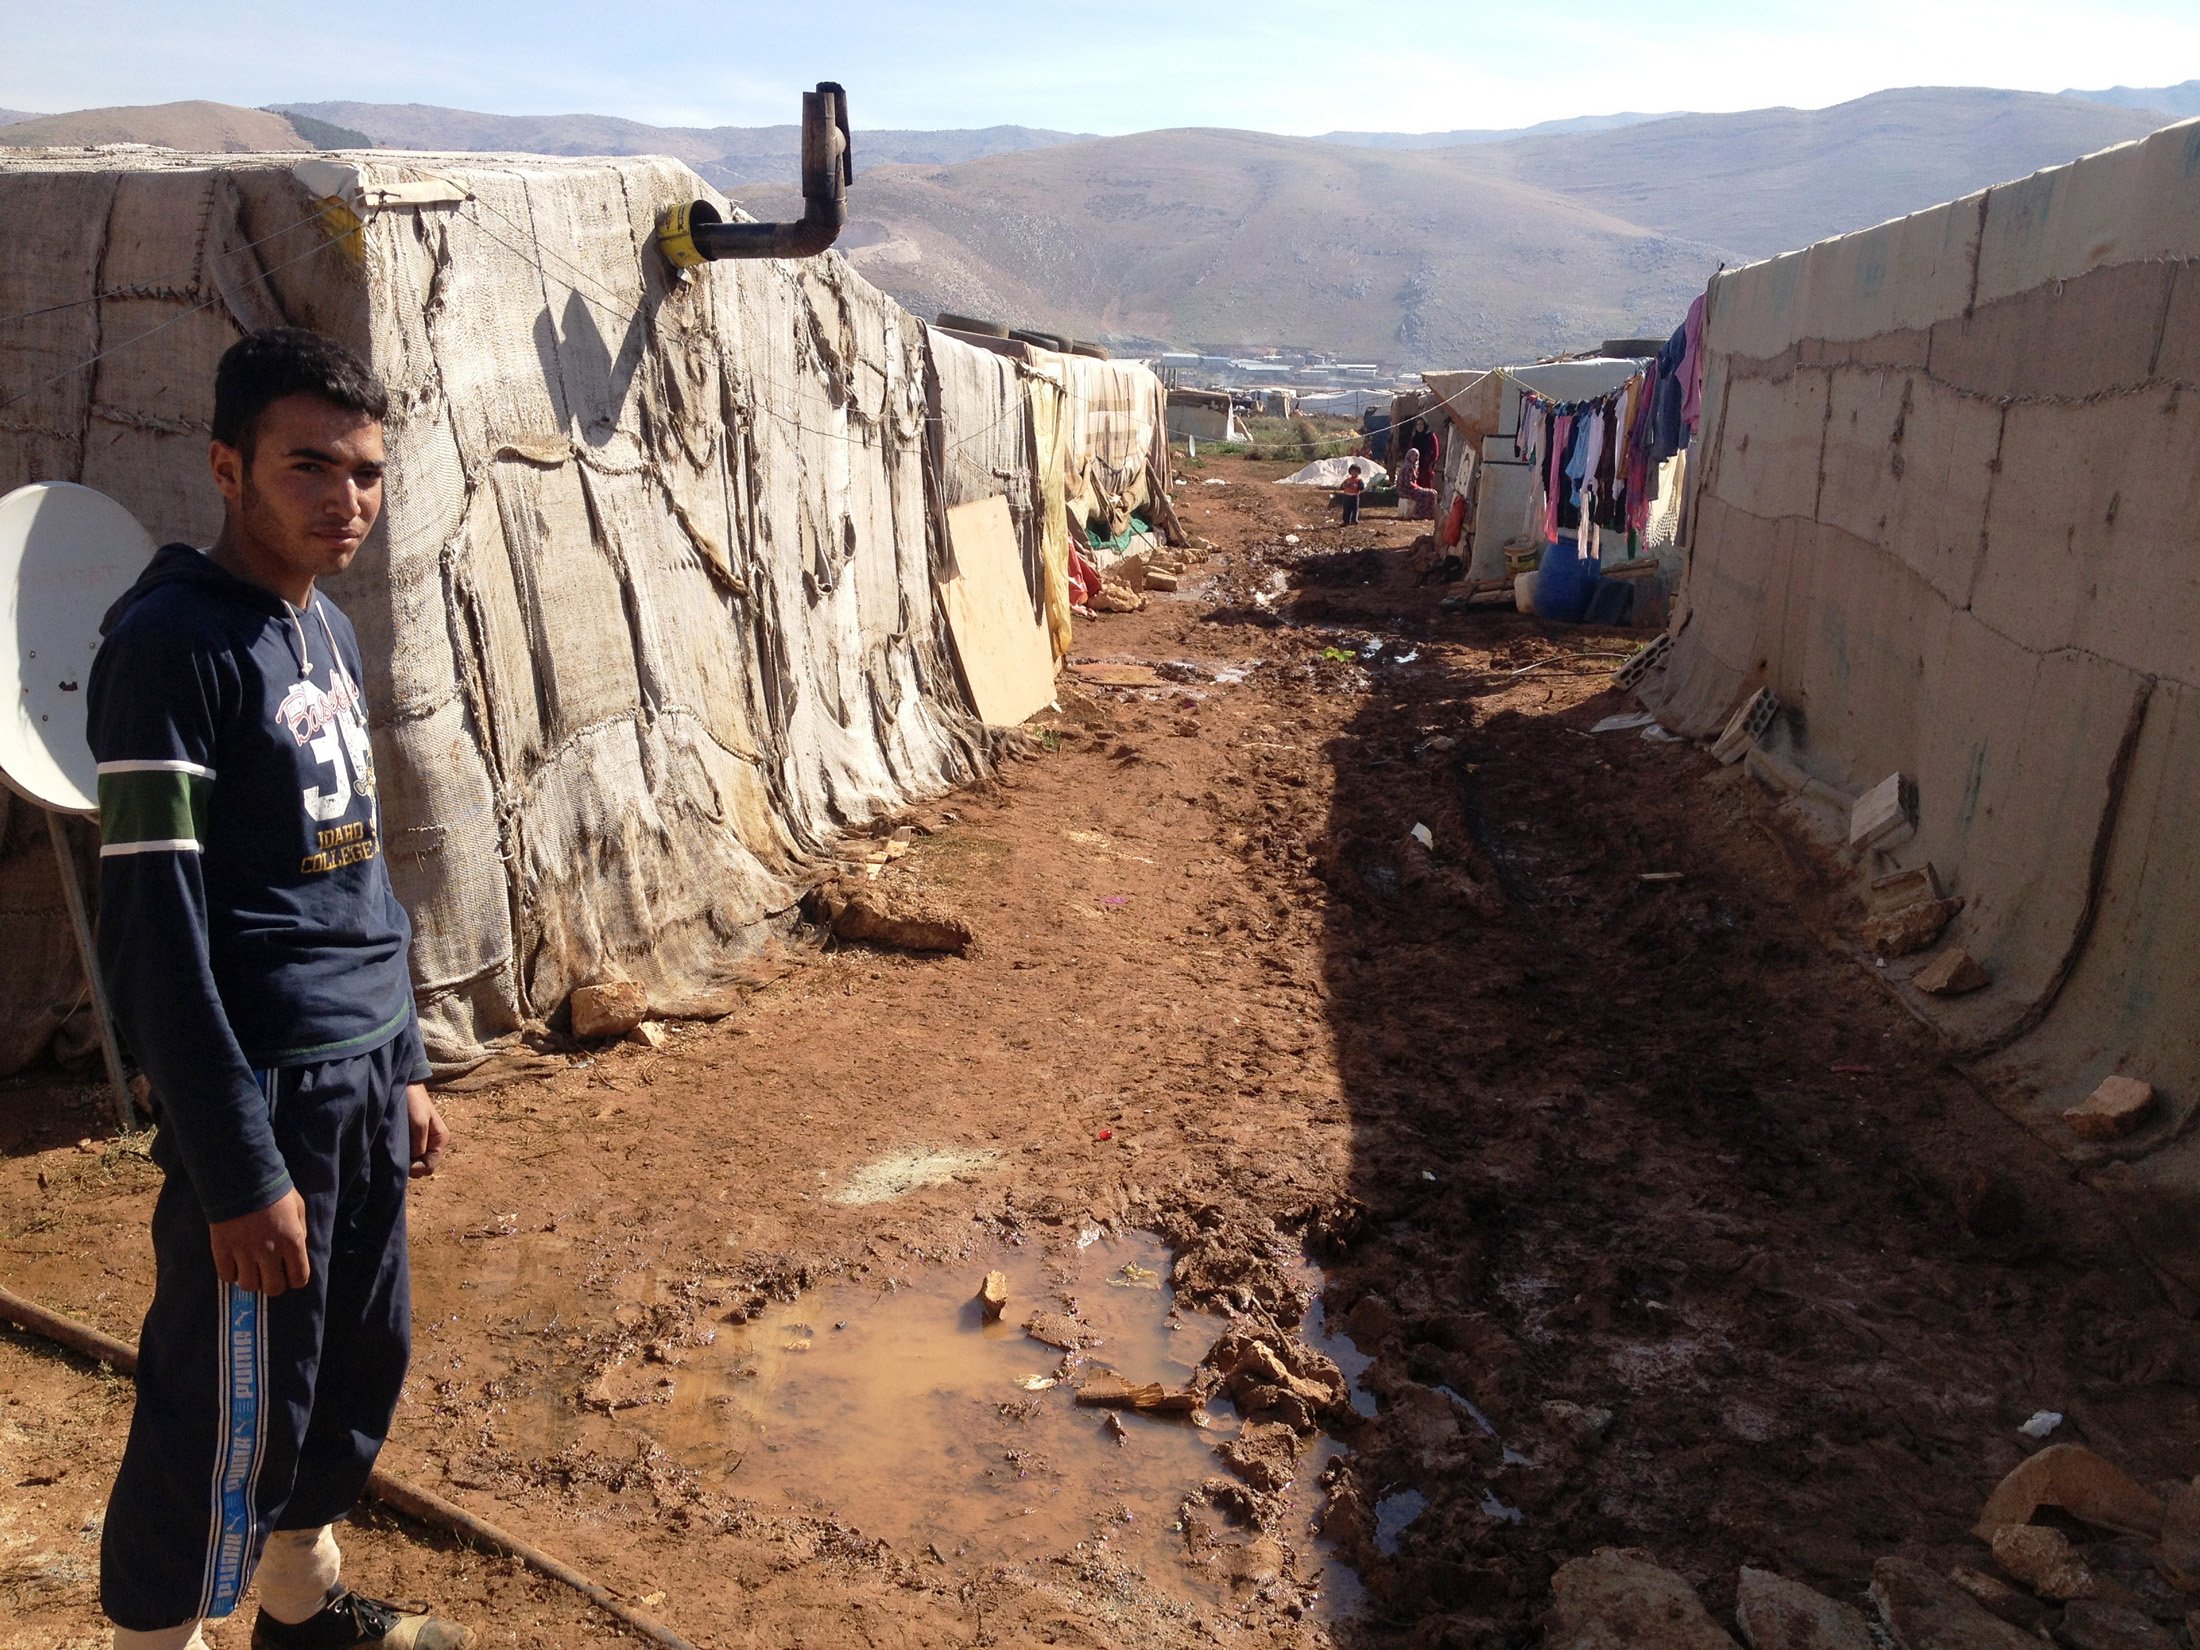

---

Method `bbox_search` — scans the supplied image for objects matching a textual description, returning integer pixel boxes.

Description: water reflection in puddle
[596,1235,1370,1623]
[1302,1291,1378,1419]
[1373,1488,1427,1555]
[656,1235,1218,1577]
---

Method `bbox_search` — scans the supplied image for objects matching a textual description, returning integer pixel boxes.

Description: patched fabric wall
[0,149,992,1069]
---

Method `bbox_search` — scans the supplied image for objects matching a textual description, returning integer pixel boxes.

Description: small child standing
[1338,463,1366,526]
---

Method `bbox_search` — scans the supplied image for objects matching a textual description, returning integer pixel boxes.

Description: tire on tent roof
[1068,339,1109,360]
[1009,328,1067,353]
[937,312,1009,338]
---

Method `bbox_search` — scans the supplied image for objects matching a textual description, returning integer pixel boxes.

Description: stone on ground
[1546,1548,1739,1650]
[1863,896,1964,959]
[1988,1522,2097,1599]
[2155,1483,2200,1589]
[570,980,649,1039]
[2063,1076,2156,1141]
[2057,1600,2181,1650]
[1914,947,1990,995]
[1946,1566,2051,1631]
[1734,1566,1873,1650]
[831,889,973,955]
[1870,1558,2041,1650]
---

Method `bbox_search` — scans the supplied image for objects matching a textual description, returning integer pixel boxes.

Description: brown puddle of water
[660,1237,1214,1570]
[620,1234,1364,1619]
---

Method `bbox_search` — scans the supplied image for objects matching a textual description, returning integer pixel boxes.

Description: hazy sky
[3,0,2194,133]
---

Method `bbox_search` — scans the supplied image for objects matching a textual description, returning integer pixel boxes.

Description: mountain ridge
[2061,78,2200,116]
[0,89,2177,367]
[280,101,1094,189]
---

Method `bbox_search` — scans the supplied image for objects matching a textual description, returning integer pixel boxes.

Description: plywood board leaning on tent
[940,495,1056,727]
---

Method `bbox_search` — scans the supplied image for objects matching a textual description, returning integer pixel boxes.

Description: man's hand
[407,1083,449,1178]
[208,1190,310,1296]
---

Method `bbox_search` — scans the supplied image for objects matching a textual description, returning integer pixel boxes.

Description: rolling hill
[2064,79,2200,116]
[1321,112,1681,148]
[0,100,309,152]
[1459,87,2169,259]
[740,87,2171,365]
[0,87,2177,366]
[280,102,1091,188]
[740,128,1739,366]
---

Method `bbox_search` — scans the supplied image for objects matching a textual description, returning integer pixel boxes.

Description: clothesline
[1511,292,1706,548]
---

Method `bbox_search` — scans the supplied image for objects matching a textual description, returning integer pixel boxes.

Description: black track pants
[101,1037,413,1631]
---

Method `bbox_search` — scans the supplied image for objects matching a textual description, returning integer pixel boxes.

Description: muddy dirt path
[7,456,2200,1650]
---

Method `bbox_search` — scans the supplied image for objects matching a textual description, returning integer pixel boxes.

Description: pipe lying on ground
[0,1282,700,1650]
[658,82,850,266]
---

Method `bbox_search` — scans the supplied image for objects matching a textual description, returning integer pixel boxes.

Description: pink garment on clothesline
[1543,412,1573,543]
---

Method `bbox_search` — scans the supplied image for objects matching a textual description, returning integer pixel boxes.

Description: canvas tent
[0,146,1086,1073]
[1165,387,1240,444]
[1059,353,1176,541]
[1639,117,2200,1303]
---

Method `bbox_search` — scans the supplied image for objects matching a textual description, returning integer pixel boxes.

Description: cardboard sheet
[940,495,1056,727]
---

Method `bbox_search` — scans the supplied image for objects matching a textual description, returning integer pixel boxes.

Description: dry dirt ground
[7,455,2200,1650]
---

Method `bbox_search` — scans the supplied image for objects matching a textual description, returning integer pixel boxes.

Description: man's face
[210,393,385,586]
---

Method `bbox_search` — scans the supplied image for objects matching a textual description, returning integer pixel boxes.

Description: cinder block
[1851,772,1916,850]
[1712,688,1778,764]
[1611,631,1671,691]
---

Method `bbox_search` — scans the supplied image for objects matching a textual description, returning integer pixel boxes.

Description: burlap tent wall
[1639,119,2200,1302]
[0,148,992,1071]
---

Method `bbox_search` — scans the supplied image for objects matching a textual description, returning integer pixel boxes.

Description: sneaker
[251,1588,476,1650]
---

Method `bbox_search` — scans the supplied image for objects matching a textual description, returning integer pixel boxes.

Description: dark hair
[212,327,388,455]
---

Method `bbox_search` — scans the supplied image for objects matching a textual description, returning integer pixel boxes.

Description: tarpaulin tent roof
[1418,369,1500,445]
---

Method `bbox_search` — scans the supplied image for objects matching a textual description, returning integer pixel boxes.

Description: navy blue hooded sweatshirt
[87,544,429,1224]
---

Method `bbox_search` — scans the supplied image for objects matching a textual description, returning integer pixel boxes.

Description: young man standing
[89,328,471,1650]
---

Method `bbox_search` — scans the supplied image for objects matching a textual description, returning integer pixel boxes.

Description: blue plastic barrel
[1533,534,1598,623]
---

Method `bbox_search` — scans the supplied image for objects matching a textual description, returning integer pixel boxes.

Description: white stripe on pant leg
[206,1065,274,1619]
[205,1282,263,1615]
[194,1278,232,1622]
[256,1525,341,1625]
[238,1263,272,1599]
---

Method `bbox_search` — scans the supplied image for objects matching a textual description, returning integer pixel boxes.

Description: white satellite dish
[0,480,156,1132]
[0,481,156,816]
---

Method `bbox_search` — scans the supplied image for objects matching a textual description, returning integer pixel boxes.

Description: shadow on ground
[1246,544,2200,1646]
